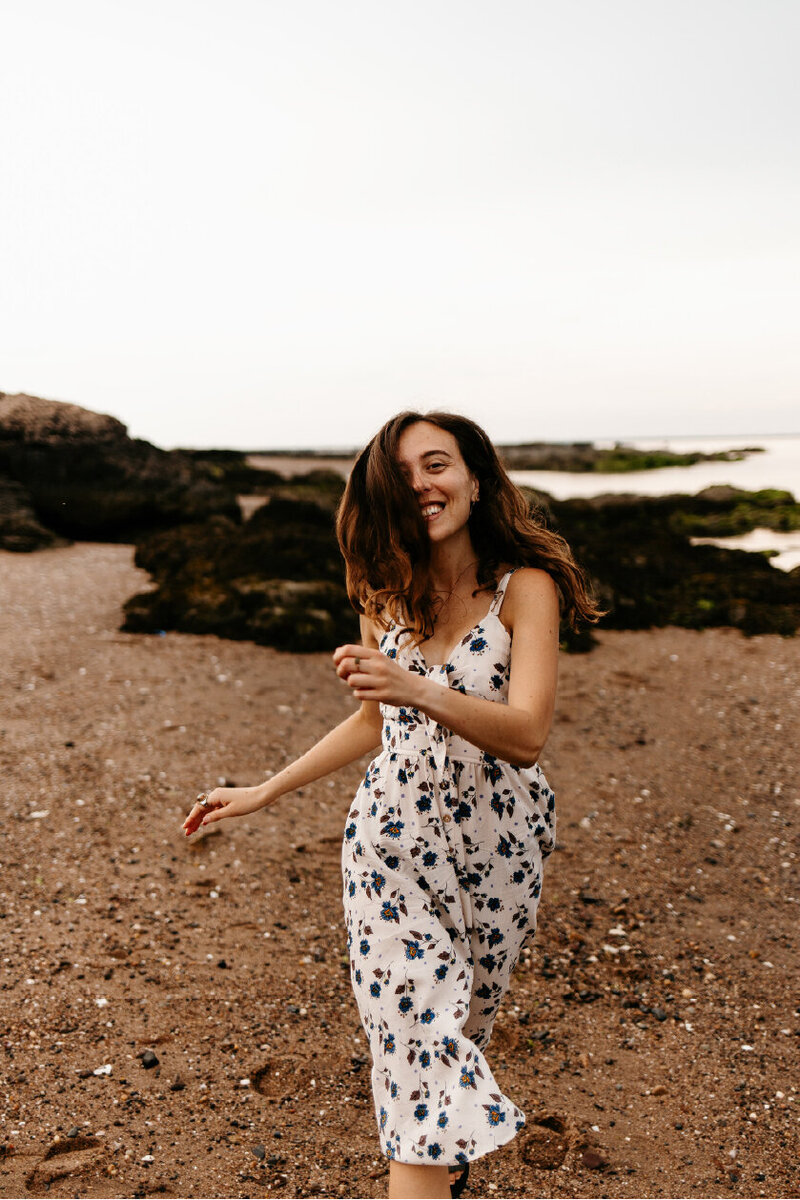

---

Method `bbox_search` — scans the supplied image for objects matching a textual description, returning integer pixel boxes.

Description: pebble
[252,1145,266,1160]
[141,1050,159,1069]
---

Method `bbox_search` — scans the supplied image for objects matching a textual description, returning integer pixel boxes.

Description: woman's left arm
[333,569,559,767]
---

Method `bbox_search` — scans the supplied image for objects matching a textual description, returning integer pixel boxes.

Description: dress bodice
[377,570,516,764]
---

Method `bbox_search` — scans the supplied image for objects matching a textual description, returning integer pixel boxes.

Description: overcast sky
[2,0,798,449]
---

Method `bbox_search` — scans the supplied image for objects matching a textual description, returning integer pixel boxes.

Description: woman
[183,411,600,1199]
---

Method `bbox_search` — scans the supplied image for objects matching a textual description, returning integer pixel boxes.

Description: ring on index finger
[196,791,211,808]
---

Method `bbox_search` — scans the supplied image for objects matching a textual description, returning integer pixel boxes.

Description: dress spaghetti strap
[488,568,517,616]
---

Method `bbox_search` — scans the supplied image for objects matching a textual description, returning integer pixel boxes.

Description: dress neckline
[414,570,514,670]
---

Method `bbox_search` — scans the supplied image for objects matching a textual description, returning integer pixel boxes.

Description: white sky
[1,0,798,449]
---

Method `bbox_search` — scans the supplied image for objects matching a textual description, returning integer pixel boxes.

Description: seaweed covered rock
[122,497,358,652]
[542,489,800,639]
[0,392,239,543]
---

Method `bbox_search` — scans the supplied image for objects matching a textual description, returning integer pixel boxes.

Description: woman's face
[395,420,478,543]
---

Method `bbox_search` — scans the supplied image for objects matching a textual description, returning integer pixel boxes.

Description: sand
[0,543,797,1199]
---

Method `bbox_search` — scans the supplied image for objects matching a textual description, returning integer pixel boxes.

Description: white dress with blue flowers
[341,568,556,1167]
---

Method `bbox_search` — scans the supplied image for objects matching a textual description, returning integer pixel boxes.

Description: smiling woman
[183,410,601,1199]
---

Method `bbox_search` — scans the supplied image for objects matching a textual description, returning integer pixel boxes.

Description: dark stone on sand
[140,1050,159,1069]
[252,1145,266,1161]
[66,1127,80,1139]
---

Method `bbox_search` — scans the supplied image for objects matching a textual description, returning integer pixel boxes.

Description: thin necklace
[431,558,478,593]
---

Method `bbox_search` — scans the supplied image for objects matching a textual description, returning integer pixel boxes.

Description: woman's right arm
[182,615,383,835]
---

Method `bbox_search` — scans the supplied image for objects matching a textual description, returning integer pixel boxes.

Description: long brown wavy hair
[335,410,603,640]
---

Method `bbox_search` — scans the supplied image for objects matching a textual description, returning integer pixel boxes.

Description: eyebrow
[398,449,452,471]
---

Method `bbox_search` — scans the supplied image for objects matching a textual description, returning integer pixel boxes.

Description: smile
[420,503,445,521]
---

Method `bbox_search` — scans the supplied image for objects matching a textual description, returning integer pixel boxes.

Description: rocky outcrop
[0,476,66,552]
[0,391,127,442]
[542,487,800,640]
[122,493,357,652]
[0,391,239,547]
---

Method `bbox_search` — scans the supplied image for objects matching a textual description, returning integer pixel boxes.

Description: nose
[409,469,429,496]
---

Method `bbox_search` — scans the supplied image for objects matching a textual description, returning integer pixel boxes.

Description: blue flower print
[348,880,356,896]
[340,569,555,1166]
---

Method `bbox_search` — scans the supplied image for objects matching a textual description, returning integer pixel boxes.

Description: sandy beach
[0,543,797,1199]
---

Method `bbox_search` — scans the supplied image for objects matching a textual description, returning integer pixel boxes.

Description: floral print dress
[341,569,556,1166]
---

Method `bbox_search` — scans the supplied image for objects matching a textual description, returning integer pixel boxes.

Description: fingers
[182,790,225,836]
[334,648,373,680]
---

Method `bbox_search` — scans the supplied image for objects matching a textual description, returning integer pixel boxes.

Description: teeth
[421,504,444,518]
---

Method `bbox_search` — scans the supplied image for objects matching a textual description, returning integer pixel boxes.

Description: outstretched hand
[182,785,267,837]
[333,643,425,708]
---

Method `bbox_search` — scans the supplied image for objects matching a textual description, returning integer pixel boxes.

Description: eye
[428,461,446,470]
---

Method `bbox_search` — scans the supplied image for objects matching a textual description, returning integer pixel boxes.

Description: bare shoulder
[502,567,559,631]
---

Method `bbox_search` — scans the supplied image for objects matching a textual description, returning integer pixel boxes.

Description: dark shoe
[449,1162,470,1198]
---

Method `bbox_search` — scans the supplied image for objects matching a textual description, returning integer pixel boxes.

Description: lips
[420,502,445,520]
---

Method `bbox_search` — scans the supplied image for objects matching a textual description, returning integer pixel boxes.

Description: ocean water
[509,433,800,571]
